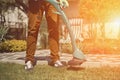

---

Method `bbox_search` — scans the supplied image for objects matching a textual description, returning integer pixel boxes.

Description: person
[25,0,69,70]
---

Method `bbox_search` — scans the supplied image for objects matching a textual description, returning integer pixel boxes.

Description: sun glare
[112,18,120,26]
[105,18,120,39]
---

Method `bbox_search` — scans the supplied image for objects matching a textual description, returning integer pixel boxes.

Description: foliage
[0,0,16,14]
[0,39,26,52]
[79,0,120,23]
[61,43,73,54]
[1,0,120,23]
[0,0,28,15]
[0,25,9,42]
[14,0,28,13]
[0,62,120,80]
[61,39,120,54]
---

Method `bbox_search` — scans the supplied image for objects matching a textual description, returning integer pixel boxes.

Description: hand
[59,0,69,8]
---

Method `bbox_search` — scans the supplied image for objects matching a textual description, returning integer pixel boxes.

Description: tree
[15,0,28,13]
[79,0,120,23]
[0,0,28,25]
[79,0,120,40]
[0,0,28,14]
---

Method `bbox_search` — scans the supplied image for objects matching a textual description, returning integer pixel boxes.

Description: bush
[0,40,26,52]
[61,43,73,54]
[0,25,9,42]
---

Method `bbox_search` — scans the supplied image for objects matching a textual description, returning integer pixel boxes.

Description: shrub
[0,25,9,42]
[0,40,26,52]
[61,43,73,54]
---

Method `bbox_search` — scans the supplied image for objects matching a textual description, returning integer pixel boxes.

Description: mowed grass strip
[0,62,120,80]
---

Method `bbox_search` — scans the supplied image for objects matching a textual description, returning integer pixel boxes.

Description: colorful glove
[59,0,69,8]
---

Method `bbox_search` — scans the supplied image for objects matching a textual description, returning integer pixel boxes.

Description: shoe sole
[68,59,86,66]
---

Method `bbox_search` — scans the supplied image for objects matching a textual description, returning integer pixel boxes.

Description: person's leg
[45,3,62,67]
[25,0,43,68]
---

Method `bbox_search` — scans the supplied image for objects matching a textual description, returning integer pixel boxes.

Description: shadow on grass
[67,66,85,71]
[17,56,51,61]
[17,56,68,66]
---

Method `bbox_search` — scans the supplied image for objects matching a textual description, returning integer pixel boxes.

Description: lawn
[0,62,120,80]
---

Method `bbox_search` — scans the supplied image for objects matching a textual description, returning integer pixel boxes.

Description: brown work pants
[26,0,60,64]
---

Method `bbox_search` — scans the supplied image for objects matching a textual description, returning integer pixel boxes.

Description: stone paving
[0,50,120,68]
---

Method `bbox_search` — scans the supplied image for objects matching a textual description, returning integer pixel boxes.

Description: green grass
[0,62,120,80]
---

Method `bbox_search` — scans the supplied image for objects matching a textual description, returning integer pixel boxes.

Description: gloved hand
[59,0,69,8]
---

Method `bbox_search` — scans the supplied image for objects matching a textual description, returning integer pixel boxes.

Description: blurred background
[0,0,120,54]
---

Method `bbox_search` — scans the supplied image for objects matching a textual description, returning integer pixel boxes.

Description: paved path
[0,50,120,68]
